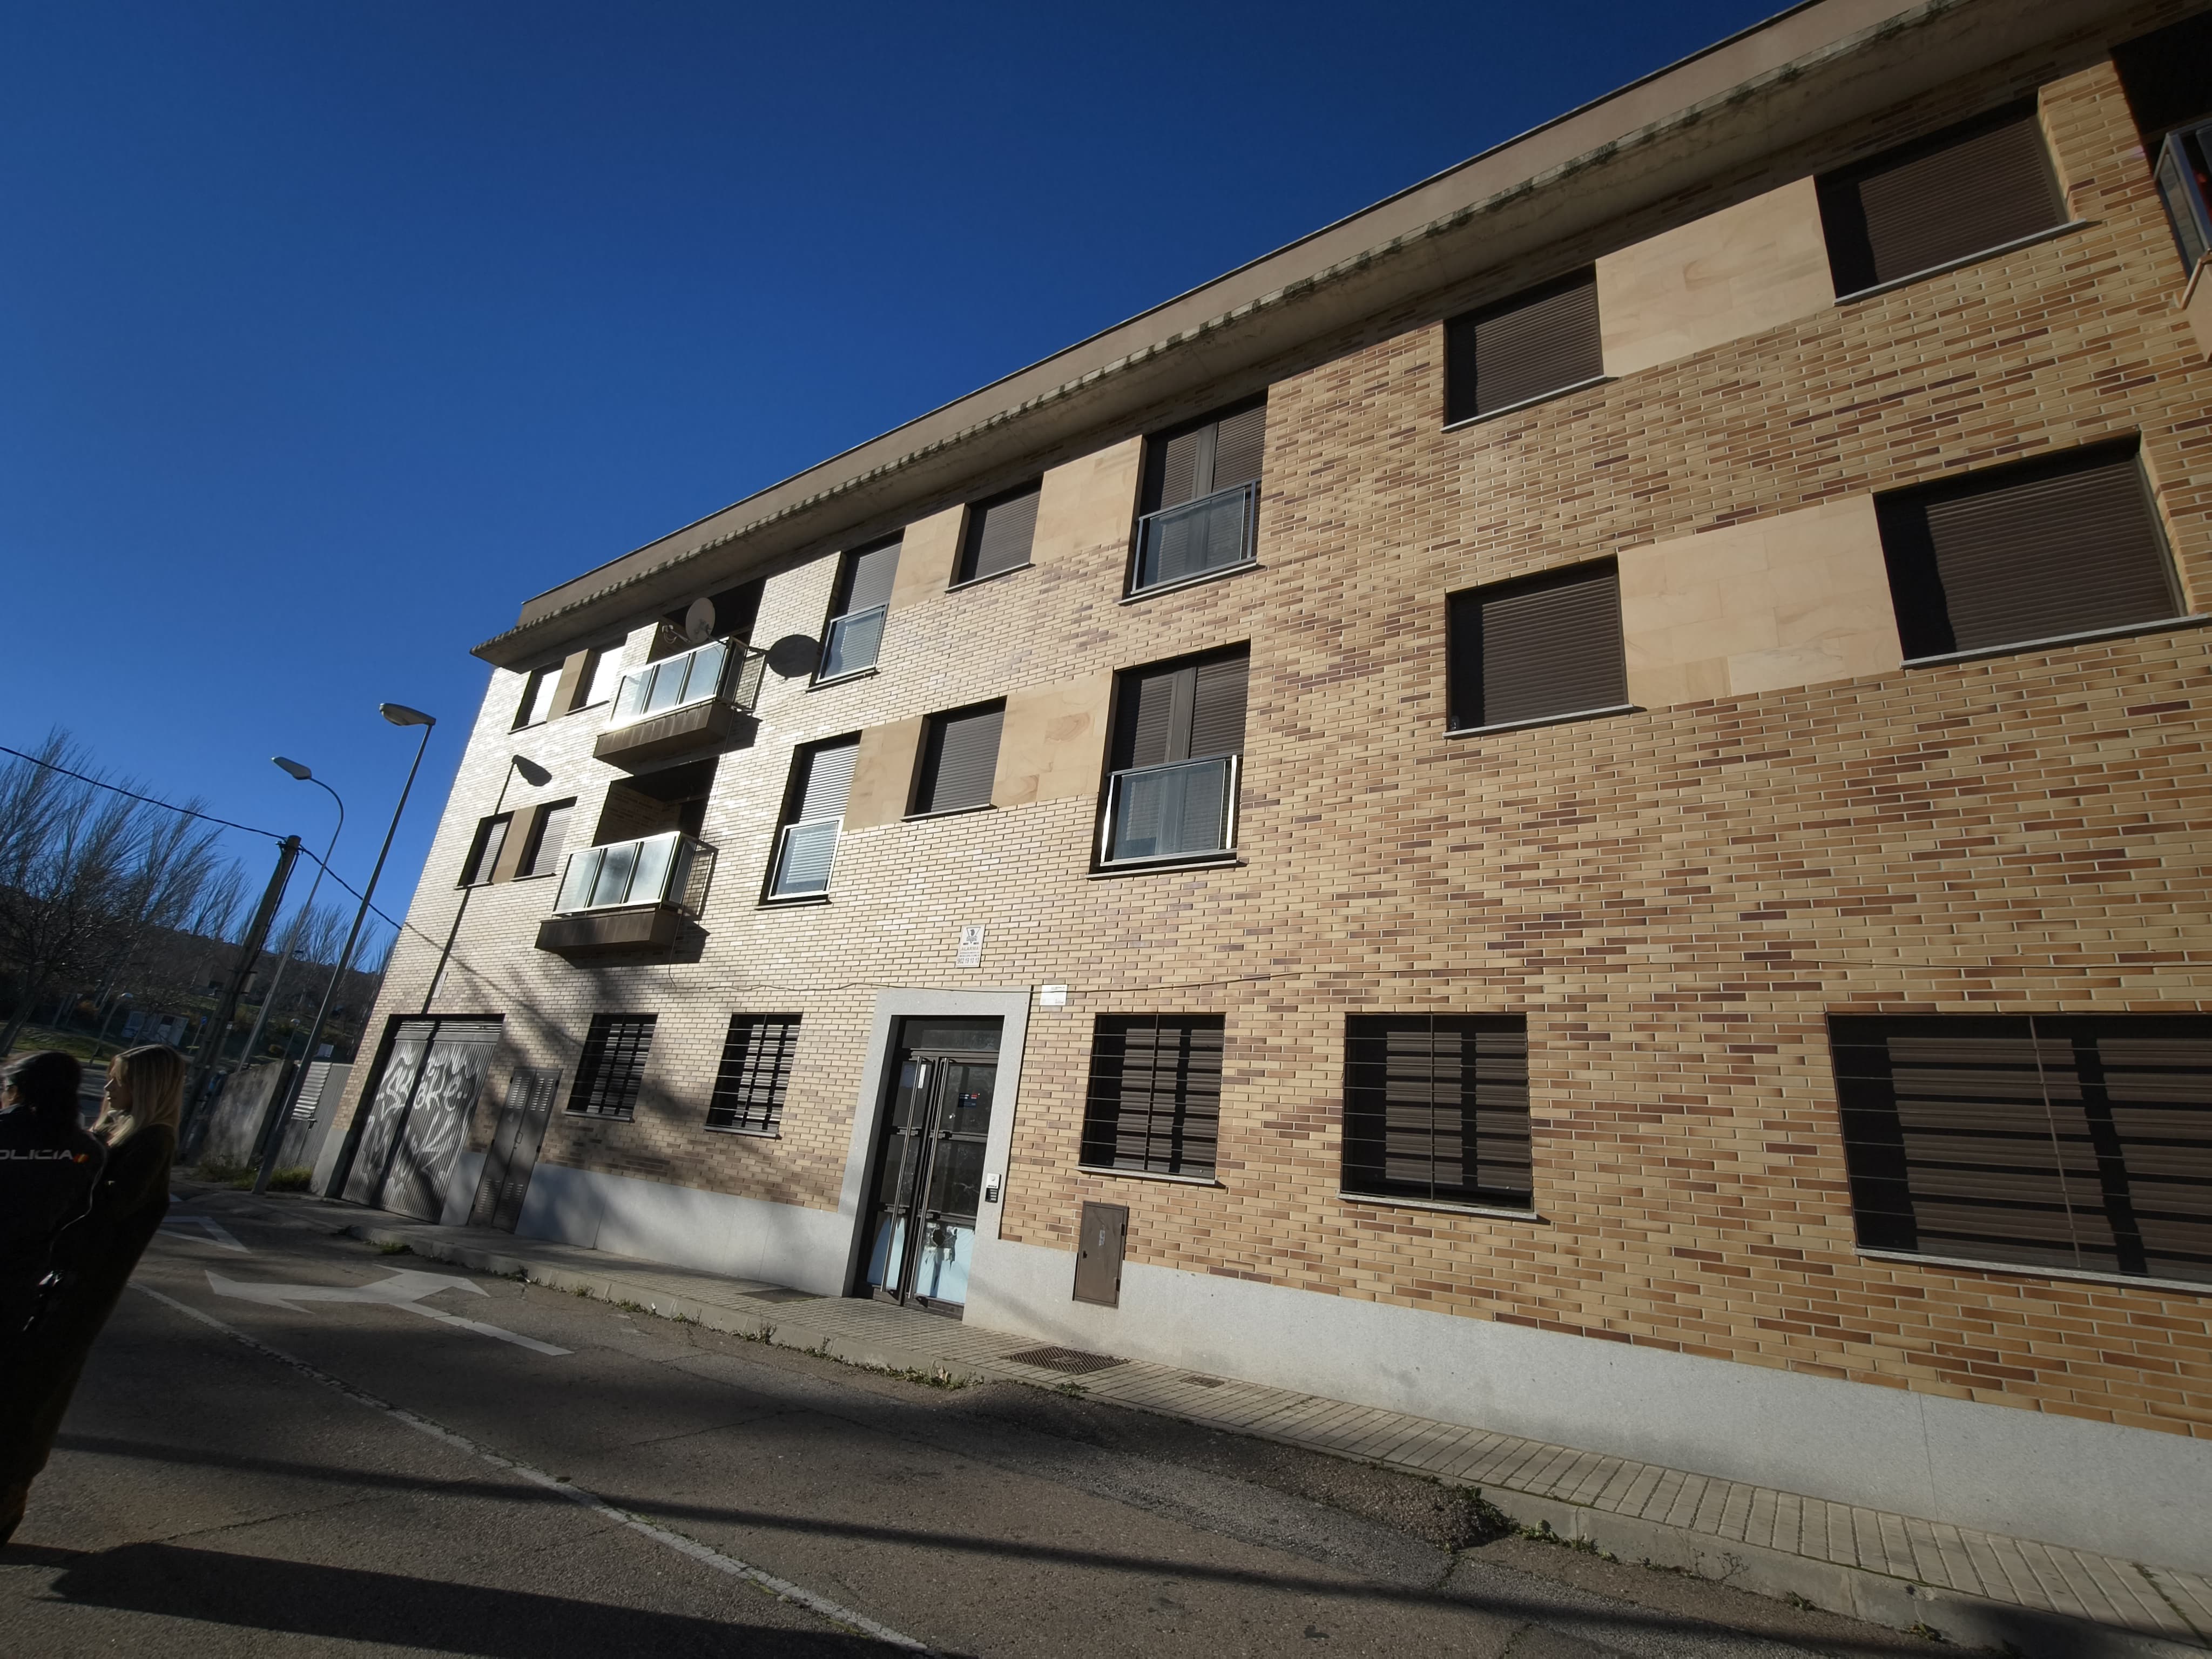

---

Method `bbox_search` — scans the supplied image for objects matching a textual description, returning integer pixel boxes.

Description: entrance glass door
[861,1018,1000,1316]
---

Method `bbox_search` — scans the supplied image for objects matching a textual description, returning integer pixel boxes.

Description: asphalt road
[2,1192,1941,1658]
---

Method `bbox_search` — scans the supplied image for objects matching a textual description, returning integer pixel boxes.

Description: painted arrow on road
[206,1267,571,1355]
[160,1214,249,1252]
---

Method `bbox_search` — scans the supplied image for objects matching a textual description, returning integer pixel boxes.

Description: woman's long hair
[98,1046,186,1146]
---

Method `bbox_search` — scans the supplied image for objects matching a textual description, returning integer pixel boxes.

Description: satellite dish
[683,598,716,644]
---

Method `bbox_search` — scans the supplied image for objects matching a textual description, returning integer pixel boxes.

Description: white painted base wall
[965,1235,2212,1575]
[512,1163,851,1294]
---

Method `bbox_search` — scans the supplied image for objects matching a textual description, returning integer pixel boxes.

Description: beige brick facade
[329,0,2212,1559]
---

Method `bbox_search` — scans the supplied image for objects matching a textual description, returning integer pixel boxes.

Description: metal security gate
[343,1016,504,1220]
[859,1017,1001,1317]
[467,1066,559,1232]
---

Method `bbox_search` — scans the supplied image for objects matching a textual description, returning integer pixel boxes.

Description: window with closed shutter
[1102,648,1248,865]
[1445,270,1603,424]
[514,667,561,730]
[957,482,1042,584]
[1876,441,2182,662]
[460,814,510,887]
[1829,1015,2212,1285]
[706,1014,800,1134]
[820,538,901,679]
[1081,1015,1225,1178]
[913,703,1004,816]
[567,1014,656,1120]
[1132,401,1266,594]
[1818,105,2066,296]
[1342,1015,1533,1208]
[1113,649,1249,768]
[1447,560,1626,732]
[518,800,573,880]
[769,737,858,898]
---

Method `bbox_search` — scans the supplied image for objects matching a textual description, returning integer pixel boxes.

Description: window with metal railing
[2156,121,2212,272]
[1130,402,1264,596]
[818,539,900,680]
[1098,647,1247,867]
[767,737,857,899]
[552,830,708,915]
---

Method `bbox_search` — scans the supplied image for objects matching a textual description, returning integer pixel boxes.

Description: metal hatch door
[468,1066,559,1232]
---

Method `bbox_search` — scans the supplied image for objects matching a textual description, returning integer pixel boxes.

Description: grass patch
[266,1166,313,1192]
[192,1159,256,1188]
[375,1240,413,1256]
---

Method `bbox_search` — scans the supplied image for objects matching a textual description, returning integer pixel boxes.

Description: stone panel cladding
[348,43,2212,1444]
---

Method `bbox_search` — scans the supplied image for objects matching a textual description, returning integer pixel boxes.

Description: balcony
[593,639,766,771]
[1131,480,1258,596]
[2157,122,2212,358]
[1097,754,1238,867]
[535,831,713,955]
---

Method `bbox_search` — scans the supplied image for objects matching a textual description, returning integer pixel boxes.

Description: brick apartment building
[321,0,2212,1570]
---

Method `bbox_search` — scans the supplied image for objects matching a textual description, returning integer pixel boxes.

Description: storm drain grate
[747,1288,820,1304]
[1004,1345,1126,1376]
[1182,1374,1224,1387]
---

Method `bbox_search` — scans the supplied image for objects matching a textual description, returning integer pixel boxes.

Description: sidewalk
[199,1186,2211,1659]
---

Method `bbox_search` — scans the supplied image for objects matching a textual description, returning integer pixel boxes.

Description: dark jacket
[0,1107,105,1341]
[0,1123,173,1487]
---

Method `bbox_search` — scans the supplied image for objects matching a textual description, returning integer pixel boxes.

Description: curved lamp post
[263,702,436,1197]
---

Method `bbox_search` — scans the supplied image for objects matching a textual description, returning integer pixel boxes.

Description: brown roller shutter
[1081,1015,1225,1178]
[1341,1015,1532,1205]
[1829,1015,2212,1284]
[1210,404,1267,492]
[1188,652,1249,759]
[795,738,858,822]
[841,539,901,615]
[1119,666,1183,769]
[1114,648,1248,767]
[1142,399,1267,512]
[1448,561,1624,731]
[914,703,1005,814]
[2112,13,2212,140]
[1445,271,1602,423]
[1877,441,2180,660]
[1819,106,2065,294]
[959,482,1041,583]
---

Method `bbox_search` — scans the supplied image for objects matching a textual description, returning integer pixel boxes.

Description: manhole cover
[1005,1345,1125,1375]
[747,1288,819,1304]
[1183,1374,1224,1387]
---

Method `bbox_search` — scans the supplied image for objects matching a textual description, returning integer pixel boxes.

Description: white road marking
[159,1214,249,1252]
[205,1267,573,1357]
[130,1283,935,1654]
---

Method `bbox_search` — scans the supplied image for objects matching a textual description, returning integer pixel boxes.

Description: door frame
[833,989,1034,1301]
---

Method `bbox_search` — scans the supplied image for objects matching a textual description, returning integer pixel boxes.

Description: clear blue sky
[1,0,1778,950]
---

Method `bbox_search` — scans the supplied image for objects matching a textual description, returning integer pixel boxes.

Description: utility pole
[182,835,299,1143]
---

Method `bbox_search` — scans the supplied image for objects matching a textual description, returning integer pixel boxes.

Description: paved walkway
[196,1186,2211,1658]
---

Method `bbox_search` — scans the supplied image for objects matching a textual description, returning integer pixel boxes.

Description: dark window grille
[958,482,1042,583]
[567,1014,656,1120]
[913,702,1004,815]
[1342,1015,1532,1207]
[1817,104,2066,295]
[1445,269,1602,423]
[707,1014,800,1134]
[1829,1015,2212,1285]
[1876,440,2181,662]
[459,814,511,887]
[1447,560,1625,731]
[1081,1015,1225,1178]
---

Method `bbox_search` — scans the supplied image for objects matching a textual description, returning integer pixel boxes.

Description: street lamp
[418,752,551,1014]
[239,757,346,1175]
[264,702,437,1198]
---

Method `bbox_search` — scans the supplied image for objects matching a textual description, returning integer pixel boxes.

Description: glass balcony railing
[1099,754,1238,866]
[554,831,711,915]
[608,638,764,729]
[2156,122,2212,273]
[1131,480,1259,595]
[768,817,841,899]
[818,605,886,680]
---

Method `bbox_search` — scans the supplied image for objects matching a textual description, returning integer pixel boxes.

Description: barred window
[1080,1015,1224,1178]
[1830,1015,2212,1285]
[1341,1015,1532,1208]
[567,1014,656,1120]
[707,1014,800,1135]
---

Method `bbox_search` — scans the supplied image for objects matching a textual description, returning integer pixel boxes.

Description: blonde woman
[2,1044,183,1544]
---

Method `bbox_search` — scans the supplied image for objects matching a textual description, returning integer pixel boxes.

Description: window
[514,667,561,730]
[1131,400,1265,595]
[1341,1015,1532,1209]
[1829,1015,2212,1286]
[819,538,901,680]
[768,736,858,899]
[1876,440,2182,663]
[459,814,511,887]
[1447,559,1626,732]
[1100,646,1247,866]
[1445,269,1602,424]
[1080,1015,1224,1179]
[517,800,574,880]
[577,648,623,710]
[706,1014,800,1134]
[567,1013,656,1120]
[1818,104,2067,296]
[956,481,1041,585]
[912,702,1004,817]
